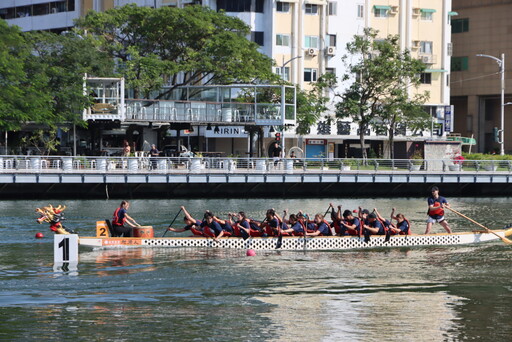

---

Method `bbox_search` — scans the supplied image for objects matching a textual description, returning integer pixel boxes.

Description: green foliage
[335,28,430,159]
[0,19,112,132]
[76,5,275,98]
[20,128,62,155]
[295,73,336,135]
[0,20,53,131]
[462,153,512,161]
[25,30,114,125]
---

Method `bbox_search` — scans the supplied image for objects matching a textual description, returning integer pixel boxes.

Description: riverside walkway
[0,155,511,198]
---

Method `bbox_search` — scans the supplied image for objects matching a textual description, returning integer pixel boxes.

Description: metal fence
[1,155,511,174]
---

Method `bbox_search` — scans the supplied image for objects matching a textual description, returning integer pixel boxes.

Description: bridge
[0,155,511,198]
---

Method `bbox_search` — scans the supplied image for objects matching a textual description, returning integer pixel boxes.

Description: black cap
[368,213,377,219]
[361,209,370,215]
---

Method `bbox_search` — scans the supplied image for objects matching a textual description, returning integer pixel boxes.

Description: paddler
[305,213,331,236]
[425,186,452,234]
[167,206,203,236]
[111,200,139,237]
[362,213,386,235]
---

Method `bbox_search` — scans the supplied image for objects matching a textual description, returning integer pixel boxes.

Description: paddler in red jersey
[112,200,139,237]
[425,186,452,234]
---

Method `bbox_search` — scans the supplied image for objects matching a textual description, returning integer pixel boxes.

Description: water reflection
[1,199,512,340]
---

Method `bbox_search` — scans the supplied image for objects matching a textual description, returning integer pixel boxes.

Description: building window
[217,0,264,13]
[420,41,433,55]
[304,68,318,82]
[304,36,319,49]
[276,34,290,46]
[251,31,264,46]
[374,6,389,18]
[357,4,364,18]
[420,9,435,21]
[276,67,290,81]
[420,73,432,84]
[328,2,337,15]
[451,56,469,71]
[276,1,290,13]
[326,68,336,75]
[452,18,469,33]
[327,34,337,47]
[305,4,318,15]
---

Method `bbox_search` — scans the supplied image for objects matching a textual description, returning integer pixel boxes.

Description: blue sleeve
[353,218,360,227]
[212,221,223,234]
[195,219,202,226]
[240,220,250,229]
[269,219,278,228]
[428,197,435,205]
[399,221,409,232]
[440,196,448,204]
[319,223,329,235]
[292,222,304,233]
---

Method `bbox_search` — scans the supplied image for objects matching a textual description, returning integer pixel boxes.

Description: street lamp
[281,55,302,81]
[477,53,505,155]
[279,56,302,156]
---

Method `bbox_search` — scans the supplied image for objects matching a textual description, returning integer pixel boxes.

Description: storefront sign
[444,105,452,133]
[306,139,327,145]
[205,126,248,138]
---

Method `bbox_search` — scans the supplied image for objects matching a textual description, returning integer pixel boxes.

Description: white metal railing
[0,155,511,174]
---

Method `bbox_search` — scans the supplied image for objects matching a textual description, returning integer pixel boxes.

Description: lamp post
[281,55,302,81]
[477,53,505,155]
[280,56,302,156]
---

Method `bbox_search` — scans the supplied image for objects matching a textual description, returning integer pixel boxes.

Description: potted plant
[409,150,423,171]
[480,160,498,171]
[449,154,465,171]
[341,159,356,171]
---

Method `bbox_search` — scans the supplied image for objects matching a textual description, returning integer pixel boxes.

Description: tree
[75,5,275,99]
[335,28,429,159]
[25,30,114,125]
[0,20,53,132]
[295,73,336,135]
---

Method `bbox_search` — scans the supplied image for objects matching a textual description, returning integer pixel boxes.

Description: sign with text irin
[205,126,248,138]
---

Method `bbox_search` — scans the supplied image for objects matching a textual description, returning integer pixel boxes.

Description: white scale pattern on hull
[140,235,465,250]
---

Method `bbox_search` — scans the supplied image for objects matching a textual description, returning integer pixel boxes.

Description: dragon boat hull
[78,229,512,251]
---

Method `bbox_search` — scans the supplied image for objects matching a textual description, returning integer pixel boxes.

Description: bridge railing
[0,155,511,174]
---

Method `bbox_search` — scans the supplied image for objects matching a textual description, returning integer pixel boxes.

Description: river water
[1,198,511,341]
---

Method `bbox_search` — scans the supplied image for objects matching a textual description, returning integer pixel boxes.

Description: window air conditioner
[421,55,432,64]
[326,46,336,56]
[306,48,317,56]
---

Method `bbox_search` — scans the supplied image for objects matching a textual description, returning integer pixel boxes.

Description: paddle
[162,208,183,237]
[446,207,512,245]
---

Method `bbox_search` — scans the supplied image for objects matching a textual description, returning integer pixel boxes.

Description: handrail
[0,155,510,174]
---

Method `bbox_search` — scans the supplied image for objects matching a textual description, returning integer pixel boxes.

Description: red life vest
[429,201,444,216]
[112,208,126,226]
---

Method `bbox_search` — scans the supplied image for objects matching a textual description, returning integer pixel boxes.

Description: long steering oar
[446,207,512,245]
[162,208,183,237]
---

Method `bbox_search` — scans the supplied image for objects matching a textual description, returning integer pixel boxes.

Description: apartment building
[1,0,454,158]
[450,0,512,154]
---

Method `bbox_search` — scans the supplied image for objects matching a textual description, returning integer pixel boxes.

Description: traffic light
[493,127,500,143]
[275,132,281,141]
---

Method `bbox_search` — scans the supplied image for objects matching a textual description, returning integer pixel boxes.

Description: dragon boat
[77,223,512,250]
[37,204,512,251]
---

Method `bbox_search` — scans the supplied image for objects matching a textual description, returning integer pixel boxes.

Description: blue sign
[444,106,452,133]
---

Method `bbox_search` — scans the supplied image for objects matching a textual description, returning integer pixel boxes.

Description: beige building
[450,0,512,154]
